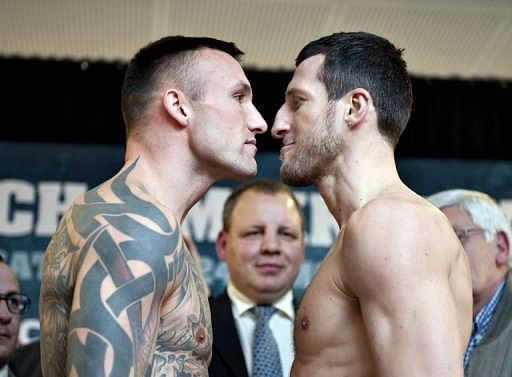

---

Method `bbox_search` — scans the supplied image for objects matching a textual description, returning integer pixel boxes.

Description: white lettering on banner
[309,192,338,247]
[184,187,231,242]
[292,190,308,209]
[0,179,35,236]
[35,181,87,236]
[8,179,512,251]
[290,191,311,244]
[32,250,45,281]
[9,250,32,280]
[0,179,87,237]
[184,186,338,248]
[19,318,40,345]
[0,250,45,281]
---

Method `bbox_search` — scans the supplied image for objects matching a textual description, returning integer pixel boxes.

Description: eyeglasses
[453,227,487,243]
[0,293,30,315]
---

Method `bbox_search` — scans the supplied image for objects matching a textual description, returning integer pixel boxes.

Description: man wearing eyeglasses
[0,255,30,377]
[428,189,512,377]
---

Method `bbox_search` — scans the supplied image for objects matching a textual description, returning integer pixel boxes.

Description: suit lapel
[210,291,249,377]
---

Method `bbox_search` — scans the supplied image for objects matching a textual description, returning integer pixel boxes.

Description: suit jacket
[209,291,250,377]
[466,272,512,377]
[8,340,43,377]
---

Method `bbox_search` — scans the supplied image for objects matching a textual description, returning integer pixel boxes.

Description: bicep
[358,273,461,376]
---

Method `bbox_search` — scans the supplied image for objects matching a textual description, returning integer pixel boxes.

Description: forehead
[287,54,327,96]
[441,204,473,225]
[0,263,20,294]
[233,191,300,219]
[197,48,250,88]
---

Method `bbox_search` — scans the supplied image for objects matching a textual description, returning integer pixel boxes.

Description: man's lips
[0,331,11,339]
[256,263,284,273]
[280,141,295,155]
[245,139,257,151]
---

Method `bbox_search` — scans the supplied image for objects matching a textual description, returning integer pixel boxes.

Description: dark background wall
[2,57,511,160]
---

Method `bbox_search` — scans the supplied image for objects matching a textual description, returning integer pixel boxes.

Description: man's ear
[496,231,510,265]
[163,89,191,127]
[344,88,371,129]
[215,231,228,261]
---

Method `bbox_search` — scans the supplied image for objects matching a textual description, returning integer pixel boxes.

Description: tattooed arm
[40,210,76,377]
[67,167,194,377]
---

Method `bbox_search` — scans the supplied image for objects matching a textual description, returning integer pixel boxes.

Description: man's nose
[261,232,281,254]
[271,104,290,139]
[247,104,268,135]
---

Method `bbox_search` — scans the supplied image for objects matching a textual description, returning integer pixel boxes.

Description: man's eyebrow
[285,87,307,99]
[232,82,252,95]
[0,289,21,295]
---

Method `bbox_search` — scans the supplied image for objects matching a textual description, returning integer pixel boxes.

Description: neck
[124,138,214,223]
[317,139,404,227]
[473,273,507,318]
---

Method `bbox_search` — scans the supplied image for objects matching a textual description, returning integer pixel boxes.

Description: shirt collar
[227,282,295,320]
[473,280,506,334]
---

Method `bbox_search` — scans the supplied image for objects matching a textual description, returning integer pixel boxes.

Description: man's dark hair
[296,31,413,147]
[122,35,244,136]
[222,179,305,232]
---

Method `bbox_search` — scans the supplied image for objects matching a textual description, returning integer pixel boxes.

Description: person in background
[208,179,305,377]
[39,35,267,377]
[428,189,512,376]
[0,255,31,377]
[9,340,42,377]
[271,31,472,376]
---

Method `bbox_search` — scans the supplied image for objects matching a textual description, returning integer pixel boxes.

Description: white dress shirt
[227,282,295,377]
[0,365,8,377]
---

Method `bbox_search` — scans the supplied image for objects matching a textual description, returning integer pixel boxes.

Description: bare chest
[293,249,374,372]
[152,260,212,374]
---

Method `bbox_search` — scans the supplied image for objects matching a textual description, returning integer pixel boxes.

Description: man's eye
[8,297,20,306]
[292,97,304,108]
[234,94,244,103]
[244,230,261,237]
[280,231,297,239]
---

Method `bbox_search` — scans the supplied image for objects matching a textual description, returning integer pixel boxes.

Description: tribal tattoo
[40,161,211,377]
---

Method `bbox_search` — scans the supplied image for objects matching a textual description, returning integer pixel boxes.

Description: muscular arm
[342,201,467,376]
[40,210,75,377]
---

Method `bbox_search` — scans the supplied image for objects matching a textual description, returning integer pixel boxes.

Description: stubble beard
[280,104,341,186]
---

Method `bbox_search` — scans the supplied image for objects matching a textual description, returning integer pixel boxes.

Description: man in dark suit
[9,340,42,377]
[208,179,306,377]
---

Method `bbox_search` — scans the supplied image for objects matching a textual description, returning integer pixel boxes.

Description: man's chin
[224,161,257,181]
[281,165,316,187]
[0,345,13,365]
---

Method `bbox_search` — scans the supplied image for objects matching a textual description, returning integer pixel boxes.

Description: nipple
[195,328,206,343]
[300,316,310,330]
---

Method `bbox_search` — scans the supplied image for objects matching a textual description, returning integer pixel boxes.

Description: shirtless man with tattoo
[39,36,267,377]
[271,31,472,376]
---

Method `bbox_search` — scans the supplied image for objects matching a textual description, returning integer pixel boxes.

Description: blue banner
[1,141,512,344]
